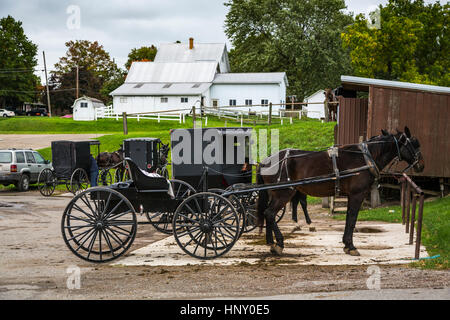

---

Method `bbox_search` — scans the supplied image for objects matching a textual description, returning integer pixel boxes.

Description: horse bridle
[392,133,421,173]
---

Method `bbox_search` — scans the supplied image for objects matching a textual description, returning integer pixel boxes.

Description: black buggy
[38,140,100,196]
[61,128,328,262]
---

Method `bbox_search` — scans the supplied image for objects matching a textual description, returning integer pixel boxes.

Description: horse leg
[264,191,293,255]
[343,193,365,256]
[298,192,311,224]
[291,191,299,223]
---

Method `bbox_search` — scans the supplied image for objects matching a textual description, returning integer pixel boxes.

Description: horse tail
[256,165,269,229]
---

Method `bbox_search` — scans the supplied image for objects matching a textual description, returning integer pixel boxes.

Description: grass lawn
[333,196,450,269]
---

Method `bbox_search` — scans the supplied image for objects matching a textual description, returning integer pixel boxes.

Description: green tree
[224,0,354,101]
[342,0,449,86]
[51,40,120,109]
[125,45,157,69]
[0,15,39,107]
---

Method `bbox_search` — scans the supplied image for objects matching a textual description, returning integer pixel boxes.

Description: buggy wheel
[97,170,113,186]
[70,168,90,194]
[38,168,56,196]
[209,188,246,239]
[145,179,196,234]
[61,187,137,263]
[172,192,240,259]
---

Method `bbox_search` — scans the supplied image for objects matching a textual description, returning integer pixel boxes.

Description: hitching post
[268,103,272,125]
[192,106,196,128]
[122,112,128,135]
[409,194,417,245]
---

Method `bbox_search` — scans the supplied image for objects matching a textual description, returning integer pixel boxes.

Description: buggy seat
[124,158,172,195]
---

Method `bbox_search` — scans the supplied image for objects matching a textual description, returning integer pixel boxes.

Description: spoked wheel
[145,179,196,234]
[61,187,137,263]
[38,168,56,197]
[237,190,259,233]
[172,192,240,259]
[70,168,90,194]
[97,169,113,186]
[209,188,246,239]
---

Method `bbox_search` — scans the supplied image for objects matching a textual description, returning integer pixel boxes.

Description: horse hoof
[270,244,283,256]
[343,247,350,254]
[349,249,360,256]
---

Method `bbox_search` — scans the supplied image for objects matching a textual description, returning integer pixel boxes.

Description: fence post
[268,103,272,125]
[290,117,293,124]
[116,114,119,121]
[122,112,128,135]
[409,194,417,245]
[405,183,411,233]
[137,115,140,122]
[281,118,283,125]
[192,106,196,128]
[415,194,425,259]
[157,113,160,123]
[205,116,208,126]
[401,180,406,224]
[240,113,243,127]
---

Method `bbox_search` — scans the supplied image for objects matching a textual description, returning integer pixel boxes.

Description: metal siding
[368,87,449,177]
[336,97,368,145]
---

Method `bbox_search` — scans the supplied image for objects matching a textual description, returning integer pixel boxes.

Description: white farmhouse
[304,89,326,119]
[71,96,106,121]
[111,38,288,114]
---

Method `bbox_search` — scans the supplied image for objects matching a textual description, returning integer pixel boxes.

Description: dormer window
[163,84,172,88]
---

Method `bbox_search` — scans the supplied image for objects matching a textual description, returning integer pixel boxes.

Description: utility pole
[42,51,52,117]
[76,64,79,99]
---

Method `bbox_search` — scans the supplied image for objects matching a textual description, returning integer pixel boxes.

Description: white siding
[305,90,326,119]
[209,84,284,112]
[73,99,96,121]
[113,95,201,114]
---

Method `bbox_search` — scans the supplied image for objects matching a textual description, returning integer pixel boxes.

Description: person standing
[89,154,99,187]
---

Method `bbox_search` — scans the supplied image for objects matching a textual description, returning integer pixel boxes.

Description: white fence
[96,106,187,123]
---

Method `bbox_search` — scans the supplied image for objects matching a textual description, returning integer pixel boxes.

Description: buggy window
[25,151,36,163]
[15,152,25,163]
[0,152,12,163]
[33,152,46,164]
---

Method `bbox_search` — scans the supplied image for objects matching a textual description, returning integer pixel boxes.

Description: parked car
[26,108,48,116]
[0,109,15,117]
[0,149,52,191]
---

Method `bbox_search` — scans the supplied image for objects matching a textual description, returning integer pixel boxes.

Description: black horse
[256,127,424,256]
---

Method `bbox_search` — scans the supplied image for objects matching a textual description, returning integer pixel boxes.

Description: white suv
[0,109,15,117]
[0,149,52,191]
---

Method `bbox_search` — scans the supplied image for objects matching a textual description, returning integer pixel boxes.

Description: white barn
[71,96,106,121]
[304,89,326,119]
[111,38,288,114]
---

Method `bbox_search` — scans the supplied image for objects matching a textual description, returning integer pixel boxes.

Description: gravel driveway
[0,134,103,150]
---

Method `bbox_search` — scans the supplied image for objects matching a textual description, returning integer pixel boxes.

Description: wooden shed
[336,76,450,183]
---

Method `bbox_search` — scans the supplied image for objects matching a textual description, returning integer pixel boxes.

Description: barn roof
[341,75,450,94]
[110,82,211,96]
[124,61,217,83]
[213,72,288,85]
[154,43,227,64]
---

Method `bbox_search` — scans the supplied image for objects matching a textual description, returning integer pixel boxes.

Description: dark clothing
[90,155,99,187]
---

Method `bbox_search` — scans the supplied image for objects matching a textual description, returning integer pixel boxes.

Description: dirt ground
[0,134,103,150]
[0,188,448,300]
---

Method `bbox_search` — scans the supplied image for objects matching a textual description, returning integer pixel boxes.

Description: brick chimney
[189,37,194,50]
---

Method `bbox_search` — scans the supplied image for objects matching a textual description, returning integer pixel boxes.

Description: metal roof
[213,72,288,85]
[341,75,450,94]
[125,62,217,83]
[154,43,227,63]
[110,82,211,96]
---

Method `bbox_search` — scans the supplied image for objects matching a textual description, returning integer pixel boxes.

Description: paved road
[213,287,450,300]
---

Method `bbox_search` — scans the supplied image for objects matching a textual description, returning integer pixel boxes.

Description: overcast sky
[0,0,446,82]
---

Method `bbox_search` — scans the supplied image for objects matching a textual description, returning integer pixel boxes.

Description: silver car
[0,149,52,191]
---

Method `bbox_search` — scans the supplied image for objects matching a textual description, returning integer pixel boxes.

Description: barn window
[161,97,168,103]
[261,99,269,106]
[163,84,172,88]
[120,97,127,103]
[229,99,236,106]
[192,83,201,88]
[245,99,252,106]
[181,97,188,103]
[80,102,88,108]
[134,83,144,88]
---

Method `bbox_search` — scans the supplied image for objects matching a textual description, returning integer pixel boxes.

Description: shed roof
[213,72,288,85]
[341,75,450,94]
[71,96,105,108]
[110,82,211,96]
[125,61,217,83]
